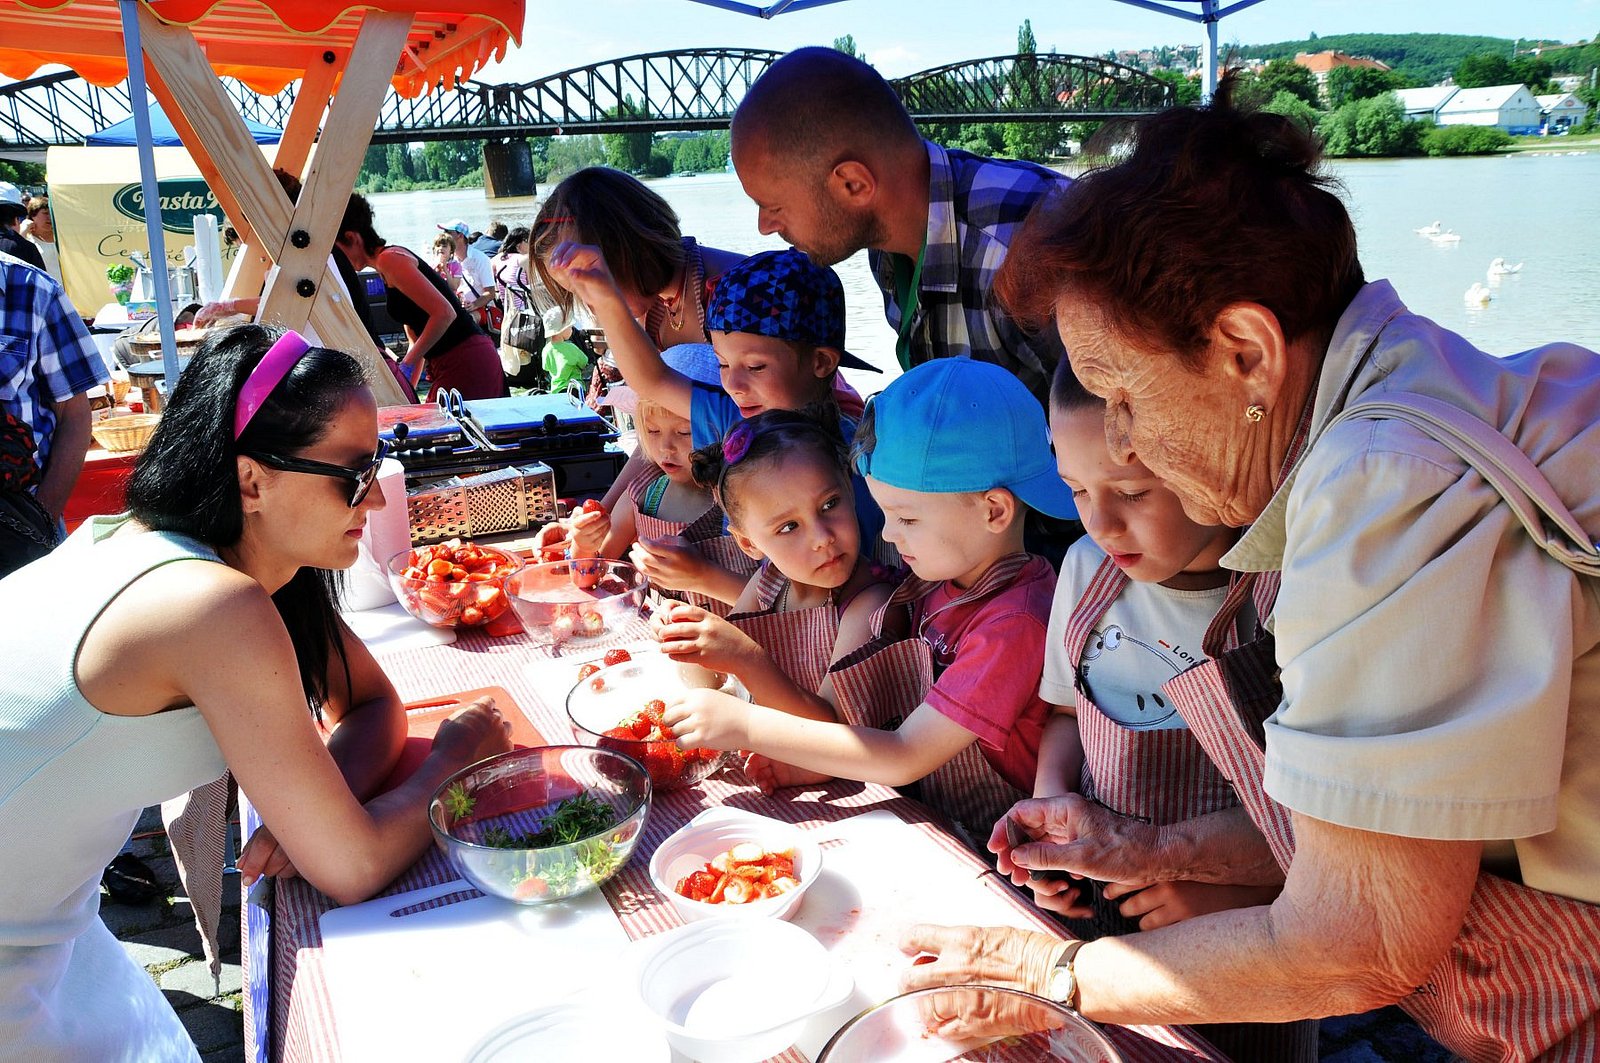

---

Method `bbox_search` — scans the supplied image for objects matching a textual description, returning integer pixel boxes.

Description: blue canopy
[86,102,282,147]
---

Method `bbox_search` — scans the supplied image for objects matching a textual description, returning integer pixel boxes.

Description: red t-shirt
[911,555,1056,793]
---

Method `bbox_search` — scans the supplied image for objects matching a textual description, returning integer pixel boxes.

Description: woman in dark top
[333,195,504,401]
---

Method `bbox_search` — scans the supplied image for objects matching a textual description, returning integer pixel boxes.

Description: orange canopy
[0,0,522,97]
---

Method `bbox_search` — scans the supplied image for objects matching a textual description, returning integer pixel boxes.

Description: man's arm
[34,392,90,520]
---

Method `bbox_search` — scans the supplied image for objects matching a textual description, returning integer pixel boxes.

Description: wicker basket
[92,413,161,453]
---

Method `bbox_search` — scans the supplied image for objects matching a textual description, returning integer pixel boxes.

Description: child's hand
[662,688,751,751]
[546,242,625,315]
[532,521,571,562]
[567,504,610,559]
[237,824,299,885]
[1103,880,1280,932]
[628,535,708,591]
[654,602,761,673]
[741,752,835,796]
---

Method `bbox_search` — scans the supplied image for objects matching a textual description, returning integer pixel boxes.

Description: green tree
[1420,123,1512,155]
[601,96,653,173]
[833,34,866,63]
[1319,94,1418,157]
[1454,52,1517,89]
[1152,69,1202,106]
[1255,58,1320,108]
[997,19,1062,162]
[546,135,607,180]
[1325,66,1405,108]
[1510,55,1556,93]
[1262,90,1320,133]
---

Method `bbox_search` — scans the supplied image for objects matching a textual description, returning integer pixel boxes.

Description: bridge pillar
[482,138,536,199]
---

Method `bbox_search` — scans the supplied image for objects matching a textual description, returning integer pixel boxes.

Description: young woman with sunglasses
[0,325,511,1061]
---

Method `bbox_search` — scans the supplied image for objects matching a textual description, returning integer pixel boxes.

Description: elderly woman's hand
[991,794,1164,887]
[899,924,1065,997]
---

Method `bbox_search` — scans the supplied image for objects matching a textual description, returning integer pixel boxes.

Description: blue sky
[482,0,1599,82]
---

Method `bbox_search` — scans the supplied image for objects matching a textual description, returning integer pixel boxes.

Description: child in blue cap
[662,358,1076,842]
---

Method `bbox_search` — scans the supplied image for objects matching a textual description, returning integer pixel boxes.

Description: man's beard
[798,195,883,267]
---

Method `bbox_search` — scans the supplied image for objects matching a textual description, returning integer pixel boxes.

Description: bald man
[731,46,1068,407]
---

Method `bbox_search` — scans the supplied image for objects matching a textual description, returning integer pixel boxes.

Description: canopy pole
[117,0,181,391]
[1202,4,1219,102]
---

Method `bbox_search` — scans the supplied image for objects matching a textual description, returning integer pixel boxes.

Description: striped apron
[726,563,842,695]
[1069,563,1315,1062]
[824,556,1036,845]
[627,468,755,618]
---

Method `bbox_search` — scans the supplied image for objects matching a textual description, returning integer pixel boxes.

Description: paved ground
[109,806,1452,1062]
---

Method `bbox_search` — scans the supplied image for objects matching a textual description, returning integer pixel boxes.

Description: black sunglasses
[245,439,390,508]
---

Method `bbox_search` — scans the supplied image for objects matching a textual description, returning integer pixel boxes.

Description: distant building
[1552,74,1585,94]
[1293,50,1392,101]
[1393,85,1458,122]
[1536,92,1590,132]
[1436,84,1544,135]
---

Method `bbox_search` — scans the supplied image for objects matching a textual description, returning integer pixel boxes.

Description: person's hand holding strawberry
[629,534,710,591]
[661,688,752,752]
[652,601,762,674]
[567,499,610,559]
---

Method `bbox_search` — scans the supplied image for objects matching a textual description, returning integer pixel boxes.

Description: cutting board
[320,880,633,1061]
[342,601,456,653]
[376,686,545,793]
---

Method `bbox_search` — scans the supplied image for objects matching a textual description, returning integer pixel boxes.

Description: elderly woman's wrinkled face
[1056,301,1260,529]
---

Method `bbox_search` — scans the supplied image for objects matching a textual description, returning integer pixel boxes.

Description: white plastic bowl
[649,806,822,922]
[635,917,852,1063]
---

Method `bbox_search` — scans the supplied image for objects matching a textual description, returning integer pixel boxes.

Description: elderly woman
[0,326,510,1059]
[902,85,1600,1060]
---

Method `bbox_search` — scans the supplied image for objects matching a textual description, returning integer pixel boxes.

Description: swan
[1464,282,1493,306]
[1414,220,1443,235]
[1488,257,1523,276]
[1429,230,1462,245]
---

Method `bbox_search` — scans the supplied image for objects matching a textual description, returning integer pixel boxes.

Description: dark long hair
[125,324,368,712]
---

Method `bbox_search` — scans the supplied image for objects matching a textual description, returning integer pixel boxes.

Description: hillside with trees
[1236,33,1525,85]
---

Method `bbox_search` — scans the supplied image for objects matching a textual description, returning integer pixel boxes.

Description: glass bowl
[508,558,647,647]
[387,542,524,629]
[566,651,741,790]
[427,745,651,905]
[817,985,1127,1062]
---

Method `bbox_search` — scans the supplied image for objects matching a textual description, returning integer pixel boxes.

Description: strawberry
[576,663,600,681]
[603,648,632,668]
[513,875,549,901]
[580,498,606,516]
[643,699,666,720]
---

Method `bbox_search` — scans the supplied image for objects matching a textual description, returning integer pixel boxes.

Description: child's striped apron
[1067,559,1315,1063]
[627,468,755,618]
[824,555,1036,846]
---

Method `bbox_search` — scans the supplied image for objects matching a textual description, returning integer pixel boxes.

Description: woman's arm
[318,620,407,801]
[378,248,459,372]
[903,813,1481,1026]
[125,564,509,906]
[546,242,693,417]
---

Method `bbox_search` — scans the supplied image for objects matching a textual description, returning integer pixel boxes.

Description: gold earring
[1245,404,1266,423]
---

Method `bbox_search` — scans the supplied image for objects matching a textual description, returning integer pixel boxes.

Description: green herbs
[476,792,616,849]
[106,264,135,284]
[443,781,476,822]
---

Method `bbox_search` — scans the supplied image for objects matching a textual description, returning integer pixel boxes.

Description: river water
[367,150,1600,392]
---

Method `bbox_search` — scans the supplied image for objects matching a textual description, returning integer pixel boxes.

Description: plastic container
[649,807,821,922]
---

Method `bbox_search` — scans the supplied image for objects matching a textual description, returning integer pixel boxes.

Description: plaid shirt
[869,141,1069,406]
[0,253,108,470]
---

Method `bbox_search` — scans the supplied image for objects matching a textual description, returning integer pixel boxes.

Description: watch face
[1048,963,1077,1006]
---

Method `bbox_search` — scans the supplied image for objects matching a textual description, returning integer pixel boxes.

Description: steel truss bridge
[1,48,1172,158]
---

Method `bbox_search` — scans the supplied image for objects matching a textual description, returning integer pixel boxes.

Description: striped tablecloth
[242,621,1224,1063]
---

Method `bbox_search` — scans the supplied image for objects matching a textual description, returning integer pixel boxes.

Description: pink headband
[233,331,311,439]
[722,420,754,465]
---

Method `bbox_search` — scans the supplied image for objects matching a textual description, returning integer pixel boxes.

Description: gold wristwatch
[1046,939,1087,1010]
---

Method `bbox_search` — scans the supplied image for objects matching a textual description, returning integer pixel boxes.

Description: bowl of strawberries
[508,559,647,648]
[387,540,524,629]
[564,649,739,791]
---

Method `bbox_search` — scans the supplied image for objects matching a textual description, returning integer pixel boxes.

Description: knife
[1004,816,1073,884]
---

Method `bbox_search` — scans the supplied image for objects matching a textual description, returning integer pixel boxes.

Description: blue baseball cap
[661,343,722,388]
[707,249,881,373]
[856,359,1077,519]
